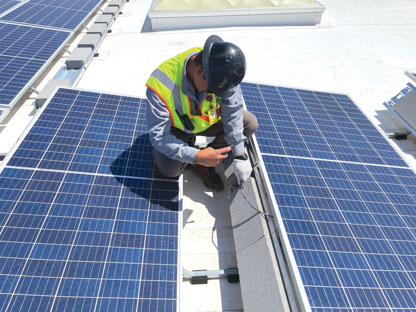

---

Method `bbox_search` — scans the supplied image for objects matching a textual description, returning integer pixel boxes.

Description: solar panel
[242,82,416,311]
[29,0,102,12]
[7,88,155,178]
[0,23,70,108]
[242,82,406,167]
[0,88,180,311]
[0,0,104,108]
[0,0,20,16]
[0,0,103,30]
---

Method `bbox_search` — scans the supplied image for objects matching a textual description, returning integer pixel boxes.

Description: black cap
[202,35,246,96]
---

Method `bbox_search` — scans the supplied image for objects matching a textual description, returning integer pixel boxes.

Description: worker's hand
[194,146,231,167]
[234,158,252,185]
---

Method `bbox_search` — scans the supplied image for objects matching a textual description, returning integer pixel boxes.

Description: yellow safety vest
[146,47,221,134]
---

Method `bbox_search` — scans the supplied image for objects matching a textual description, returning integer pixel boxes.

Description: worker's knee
[243,111,258,139]
[153,148,187,178]
[157,164,185,178]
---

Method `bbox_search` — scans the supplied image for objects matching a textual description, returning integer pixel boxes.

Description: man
[146,35,258,191]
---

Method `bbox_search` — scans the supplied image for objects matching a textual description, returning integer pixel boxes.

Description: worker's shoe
[192,165,224,191]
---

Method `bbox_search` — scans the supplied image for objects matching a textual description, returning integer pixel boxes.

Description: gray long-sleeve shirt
[146,51,246,164]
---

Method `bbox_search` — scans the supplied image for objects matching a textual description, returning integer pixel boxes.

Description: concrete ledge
[95,14,113,25]
[87,23,108,36]
[66,47,93,70]
[103,6,119,16]
[224,156,290,312]
[78,34,101,49]
[36,80,71,107]
[108,0,124,8]
[0,108,10,124]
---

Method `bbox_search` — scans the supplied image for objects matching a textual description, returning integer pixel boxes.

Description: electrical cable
[231,183,274,219]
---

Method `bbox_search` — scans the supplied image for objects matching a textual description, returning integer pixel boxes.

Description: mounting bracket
[183,267,239,284]
[386,131,411,140]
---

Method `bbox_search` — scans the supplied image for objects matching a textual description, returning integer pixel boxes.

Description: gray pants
[154,111,258,178]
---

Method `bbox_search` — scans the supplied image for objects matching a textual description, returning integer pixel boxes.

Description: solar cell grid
[0,168,178,312]
[263,154,416,310]
[0,0,20,16]
[0,0,104,105]
[241,82,408,167]
[0,23,69,60]
[242,82,416,311]
[0,88,180,311]
[0,55,44,105]
[0,0,102,30]
[0,23,70,108]
[30,0,101,12]
[7,89,156,179]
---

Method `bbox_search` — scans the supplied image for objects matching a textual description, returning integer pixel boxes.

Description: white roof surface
[1,0,416,310]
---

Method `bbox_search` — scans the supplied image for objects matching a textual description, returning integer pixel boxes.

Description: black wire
[231,184,274,219]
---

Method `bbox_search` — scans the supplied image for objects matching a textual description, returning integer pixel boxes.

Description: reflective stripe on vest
[146,47,221,134]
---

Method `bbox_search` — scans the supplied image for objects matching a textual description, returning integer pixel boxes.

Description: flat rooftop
[1,0,416,310]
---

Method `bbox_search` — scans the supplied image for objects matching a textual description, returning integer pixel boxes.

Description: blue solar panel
[0,23,69,60]
[7,88,156,178]
[0,0,20,16]
[29,0,101,12]
[242,82,416,311]
[0,0,103,107]
[0,0,102,30]
[241,82,407,167]
[0,23,70,107]
[0,55,44,105]
[0,88,180,311]
[0,168,178,312]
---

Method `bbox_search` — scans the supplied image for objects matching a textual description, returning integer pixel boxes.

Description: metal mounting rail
[183,267,239,284]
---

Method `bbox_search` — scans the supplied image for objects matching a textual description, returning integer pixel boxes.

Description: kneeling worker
[146,35,258,191]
